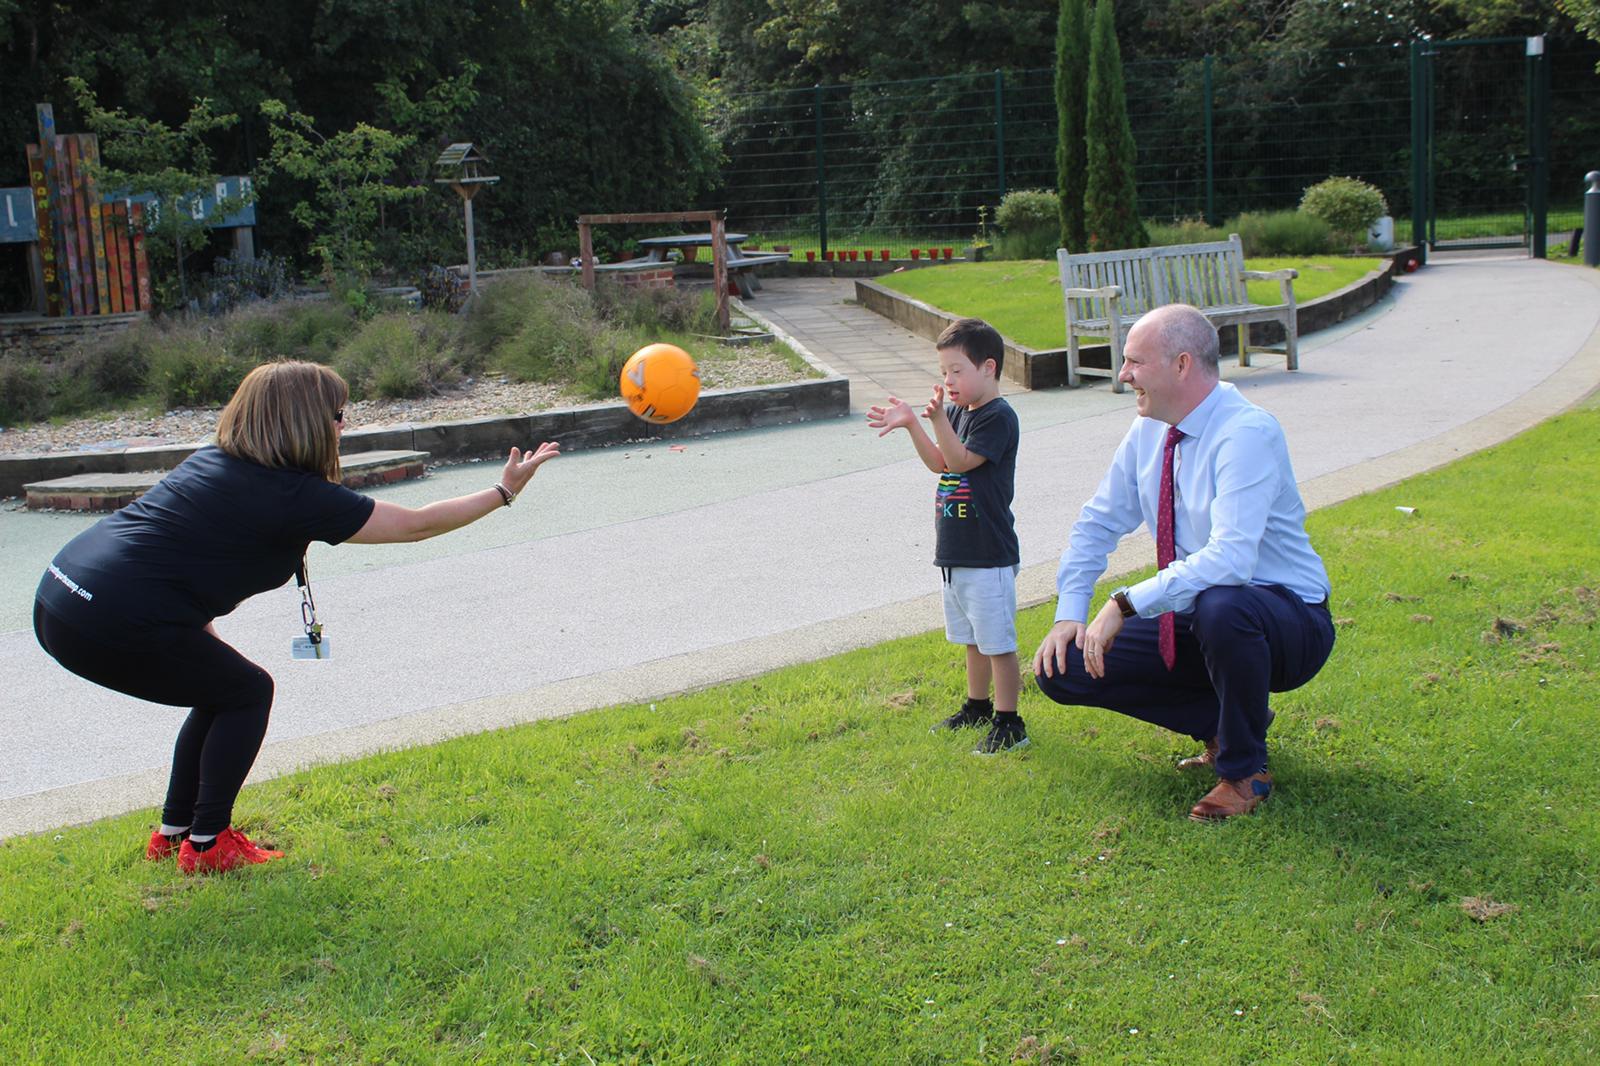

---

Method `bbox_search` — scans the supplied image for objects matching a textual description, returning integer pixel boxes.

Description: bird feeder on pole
[433,143,499,297]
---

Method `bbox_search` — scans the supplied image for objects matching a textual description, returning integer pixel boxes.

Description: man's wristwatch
[1111,586,1137,618]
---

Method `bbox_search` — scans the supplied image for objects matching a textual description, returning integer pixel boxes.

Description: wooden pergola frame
[576,210,730,331]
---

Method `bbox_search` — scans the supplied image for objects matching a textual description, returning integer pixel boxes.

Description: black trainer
[934,698,993,732]
[974,714,1029,754]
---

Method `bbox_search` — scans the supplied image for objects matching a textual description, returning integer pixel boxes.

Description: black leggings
[33,601,275,836]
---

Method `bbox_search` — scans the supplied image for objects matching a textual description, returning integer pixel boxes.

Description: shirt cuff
[1127,575,1167,617]
[1056,592,1092,624]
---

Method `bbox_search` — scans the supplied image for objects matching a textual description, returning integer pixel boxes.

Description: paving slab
[1,258,1597,838]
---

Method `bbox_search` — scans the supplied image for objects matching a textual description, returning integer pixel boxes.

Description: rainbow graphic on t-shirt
[935,471,973,518]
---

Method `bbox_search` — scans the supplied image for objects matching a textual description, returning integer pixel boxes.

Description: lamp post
[432,143,500,297]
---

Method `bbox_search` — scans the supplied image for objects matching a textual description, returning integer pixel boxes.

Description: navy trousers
[1034,584,1335,779]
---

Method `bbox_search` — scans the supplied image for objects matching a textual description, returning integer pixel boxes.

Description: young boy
[867,317,1024,753]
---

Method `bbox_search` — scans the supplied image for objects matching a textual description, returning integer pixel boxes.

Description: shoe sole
[972,736,1030,755]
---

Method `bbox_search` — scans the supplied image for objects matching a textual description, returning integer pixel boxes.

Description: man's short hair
[936,317,1005,375]
[1146,304,1220,373]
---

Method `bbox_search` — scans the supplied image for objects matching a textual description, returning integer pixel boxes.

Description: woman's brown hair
[216,361,348,482]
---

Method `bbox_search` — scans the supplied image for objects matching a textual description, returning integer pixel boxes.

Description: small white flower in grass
[1179,938,1189,945]
[945,922,953,928]
[925,999,935,1005]
[1056,938,1067,946]
[1129,1028,1139,1035]
[1234,1009,1244,1016]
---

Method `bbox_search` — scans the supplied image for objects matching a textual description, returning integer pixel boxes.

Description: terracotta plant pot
[681,247,697,263]
[943,247,954,260]
[773,245,792,253]
[880,249,890,261]
[848,250,859,262]
[928,248,939,260]
[910,248,921,260]
[806,250,816,262]
[823,251,834,261]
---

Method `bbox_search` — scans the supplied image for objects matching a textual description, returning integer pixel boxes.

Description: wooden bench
[724,250,789,297]
[1057,234,1298,392]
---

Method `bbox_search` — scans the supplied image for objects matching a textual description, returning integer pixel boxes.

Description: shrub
[148,336,249,408]
[1147,218,1227,247]
[1300,177,1388,239]
[1228,210,1335,257]
[995,189,1062,259]
[0,357,49,425]
[73,324,158,400]
[223,300,359,364]
[201,252,293,313]
[465,274,611,382]
[333,314,461,400]
[418,266,471,314]
[592,279,717,335]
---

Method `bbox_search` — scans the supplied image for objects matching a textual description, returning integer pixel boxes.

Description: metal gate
[1410,37,1551,258]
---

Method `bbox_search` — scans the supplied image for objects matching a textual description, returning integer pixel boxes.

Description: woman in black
[33,361,560,874]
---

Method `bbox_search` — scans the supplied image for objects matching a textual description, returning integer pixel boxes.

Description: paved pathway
[2,257,1597,838]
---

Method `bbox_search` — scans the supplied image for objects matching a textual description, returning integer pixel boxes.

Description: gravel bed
[0,351,809,455]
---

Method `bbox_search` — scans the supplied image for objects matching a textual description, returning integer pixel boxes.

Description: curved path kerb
[1,257,1596,838]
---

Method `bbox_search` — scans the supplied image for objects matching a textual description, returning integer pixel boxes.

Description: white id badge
[291,636,331,660]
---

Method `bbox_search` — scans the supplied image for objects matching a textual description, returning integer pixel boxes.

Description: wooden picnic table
[634,231,788,299]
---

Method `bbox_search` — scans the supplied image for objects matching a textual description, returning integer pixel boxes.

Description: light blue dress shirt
[1055,381,1331,623]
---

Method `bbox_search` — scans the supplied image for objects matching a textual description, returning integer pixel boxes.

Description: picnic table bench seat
[1057,234,1298,392]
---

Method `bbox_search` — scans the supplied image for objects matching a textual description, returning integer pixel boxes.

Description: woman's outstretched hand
[501,442,561,496]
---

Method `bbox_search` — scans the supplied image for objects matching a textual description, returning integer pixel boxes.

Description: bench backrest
[1058,234,1247,320]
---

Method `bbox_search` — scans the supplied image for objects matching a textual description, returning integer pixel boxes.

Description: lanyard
[296,553,322,645]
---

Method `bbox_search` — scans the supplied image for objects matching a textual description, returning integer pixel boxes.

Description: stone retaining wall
[0,312,146,359]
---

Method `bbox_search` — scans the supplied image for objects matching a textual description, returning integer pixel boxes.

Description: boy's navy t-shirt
[933,396,1020,568]
[35,445,376,632]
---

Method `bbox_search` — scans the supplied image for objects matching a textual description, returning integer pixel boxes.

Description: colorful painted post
[101,204,125,313]
[80,135,114,315]
[130,202,152,310]
[25,144,63,316]
[51,135,83,315]
[113,202,136,312]
[65,137,98,314]
[35,104,66,316]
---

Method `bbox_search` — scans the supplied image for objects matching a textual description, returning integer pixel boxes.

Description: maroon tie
[1156,426,1184,670]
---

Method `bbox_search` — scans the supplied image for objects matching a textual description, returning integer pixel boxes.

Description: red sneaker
[145,828,186,861]
[177,827,285,875]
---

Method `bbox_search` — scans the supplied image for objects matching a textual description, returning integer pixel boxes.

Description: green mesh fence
[705,43,1600,258]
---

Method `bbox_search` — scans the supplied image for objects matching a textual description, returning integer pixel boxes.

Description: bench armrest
[1239,268,1298,281]
[1063,284,1122,299]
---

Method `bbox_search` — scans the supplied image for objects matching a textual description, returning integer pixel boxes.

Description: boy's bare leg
[966,645,993,700]
[990,651,1020,712]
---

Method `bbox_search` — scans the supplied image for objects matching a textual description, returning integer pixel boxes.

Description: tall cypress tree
[1055,0,1090,252]
[1083,0,1147,251]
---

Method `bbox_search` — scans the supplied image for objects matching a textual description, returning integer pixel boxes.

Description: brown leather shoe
[1188,771,1273,822]
[1176,737,1219,770]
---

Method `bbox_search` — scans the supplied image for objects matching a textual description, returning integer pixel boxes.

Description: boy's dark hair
[936,317,1005,375]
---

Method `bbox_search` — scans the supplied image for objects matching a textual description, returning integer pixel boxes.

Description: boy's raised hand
[922,384,949,423]
[866,396,918,436]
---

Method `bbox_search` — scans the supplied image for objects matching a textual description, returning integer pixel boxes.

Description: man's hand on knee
[1033,620,1085,678]
[1080,600,1126,680]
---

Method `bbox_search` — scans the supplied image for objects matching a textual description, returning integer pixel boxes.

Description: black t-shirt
[933,396,1020,568]
[35,445,376,632]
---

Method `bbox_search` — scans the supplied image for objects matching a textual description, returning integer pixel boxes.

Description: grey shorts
[941,565,1019,655]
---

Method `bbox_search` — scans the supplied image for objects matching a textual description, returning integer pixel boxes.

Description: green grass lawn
[3,408,1598,1061]
[876,257,1382,351]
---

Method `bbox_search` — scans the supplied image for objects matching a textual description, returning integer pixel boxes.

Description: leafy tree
[1083,0,1145,250]
[66,75,242,310]
[258,100,423,302]
[1055,0,1090,251]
